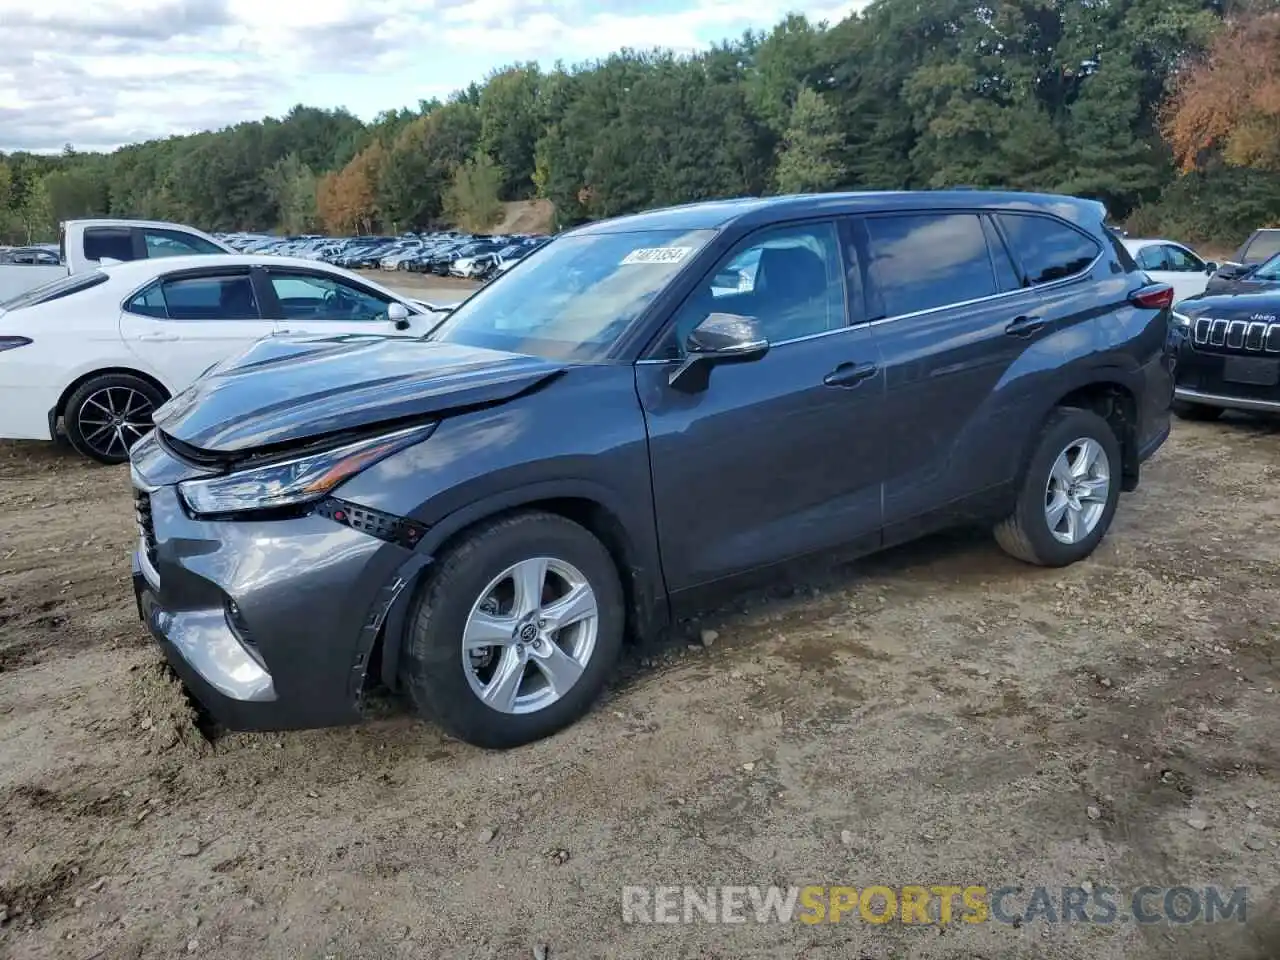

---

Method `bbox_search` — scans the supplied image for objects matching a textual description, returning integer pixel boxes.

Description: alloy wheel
[1044,436,1111,544]
[77,387,155,461]
[461,556,599,714]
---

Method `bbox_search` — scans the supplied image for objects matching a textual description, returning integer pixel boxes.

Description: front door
[637,219,886,596]
[262,269,435,337]
[119,267,281,391]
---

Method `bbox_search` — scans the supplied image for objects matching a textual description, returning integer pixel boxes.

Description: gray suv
[130,191,1176,748]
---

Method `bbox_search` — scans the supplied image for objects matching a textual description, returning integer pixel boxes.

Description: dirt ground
[2,415,1279,960]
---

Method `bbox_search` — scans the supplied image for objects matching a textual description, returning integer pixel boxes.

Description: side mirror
[669,313,769,391]
[1204,261,1219,275]
[388,301,411,330]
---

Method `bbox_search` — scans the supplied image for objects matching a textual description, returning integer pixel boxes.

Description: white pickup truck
[0,219,234,302]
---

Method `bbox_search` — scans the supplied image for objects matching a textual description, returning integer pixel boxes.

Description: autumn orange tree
[1162,11,1280,174]
[315,142,384,234]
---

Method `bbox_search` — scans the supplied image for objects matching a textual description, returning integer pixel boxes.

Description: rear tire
[400,511,625,749]
[64,373,166,466]
[995,406,1122,567]
[1171,400,1224,422]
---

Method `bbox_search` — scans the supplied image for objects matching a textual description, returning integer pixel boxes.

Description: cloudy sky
[0,0,862,154]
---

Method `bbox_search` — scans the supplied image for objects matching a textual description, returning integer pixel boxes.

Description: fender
[1011,363,1144,491]
[370,477,670,691]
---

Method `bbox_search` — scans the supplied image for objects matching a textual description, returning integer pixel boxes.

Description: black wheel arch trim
[1009,365,1144,496]
[360,478,670,693]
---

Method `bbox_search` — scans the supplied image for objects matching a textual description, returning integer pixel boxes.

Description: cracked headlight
[178,423,436,516]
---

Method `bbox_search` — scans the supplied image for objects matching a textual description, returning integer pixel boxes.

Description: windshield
[430,228,715,360]
[1253,252,1280,282]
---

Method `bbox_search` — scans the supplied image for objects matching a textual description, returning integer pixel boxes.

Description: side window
[996,214,1101,285]
[143,229,224,258]
[126,283,168,318]
[1163,245,1204,272]
[864,213,996,318]
[83,228,135,262]
[159,274,260,321]
[667,221,846,352]
[268,273,392,322]
[1135,246,1170,272]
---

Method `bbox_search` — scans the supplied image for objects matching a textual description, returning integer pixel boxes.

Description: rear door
[259,267,435,337]
[119,267,281,390]
[862,209,1103,533]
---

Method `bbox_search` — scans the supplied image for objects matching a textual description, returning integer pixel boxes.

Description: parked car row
[214,231,550,282]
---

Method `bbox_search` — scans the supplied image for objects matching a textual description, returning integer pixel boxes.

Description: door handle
[823,361,878,388]
[1005,315,1046,338]
[1006,315,1046,337]
[137,332,179,342]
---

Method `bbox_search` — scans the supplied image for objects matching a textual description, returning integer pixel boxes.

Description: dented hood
[152,333,565,454]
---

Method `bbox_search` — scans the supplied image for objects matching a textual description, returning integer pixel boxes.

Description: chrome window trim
[636,212,1104,364]
[118,268,266,323]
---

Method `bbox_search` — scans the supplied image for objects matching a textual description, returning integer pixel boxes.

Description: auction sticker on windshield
[621,247,693,265]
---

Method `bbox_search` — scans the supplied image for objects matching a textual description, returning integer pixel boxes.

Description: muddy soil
[1,418,1278,959]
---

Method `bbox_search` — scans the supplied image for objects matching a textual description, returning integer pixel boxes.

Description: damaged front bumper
[130,448,417,732]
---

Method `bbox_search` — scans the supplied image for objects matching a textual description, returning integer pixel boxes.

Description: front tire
[400,511,625,749]
[995,407,1122,567]
[1172,400,1224,422]
[63,373,166,465]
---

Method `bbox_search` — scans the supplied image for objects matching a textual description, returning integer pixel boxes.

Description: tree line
[2,0,1278,248]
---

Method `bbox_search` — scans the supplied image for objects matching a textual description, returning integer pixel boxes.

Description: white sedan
[0,254,445,464]
[1121,238,1219,303]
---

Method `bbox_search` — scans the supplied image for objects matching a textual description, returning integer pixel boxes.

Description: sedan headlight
[178,423,435,516]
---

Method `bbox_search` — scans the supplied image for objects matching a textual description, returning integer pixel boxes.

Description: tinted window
[864,213,996,318]
[161,275,259,320]
[668,221,846,351]
[0,271,108,311]
[997,214,1101,285]
[1106,233,1140,272]
[143,229,224,258]
[126,283,169,318]
[267,273,391,322]
[83,228,135,262]
[1242,232,1280,264]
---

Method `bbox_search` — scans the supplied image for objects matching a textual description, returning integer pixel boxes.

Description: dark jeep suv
[129,191,1175,748]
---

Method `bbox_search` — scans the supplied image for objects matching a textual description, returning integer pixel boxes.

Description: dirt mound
[492,199,554,235]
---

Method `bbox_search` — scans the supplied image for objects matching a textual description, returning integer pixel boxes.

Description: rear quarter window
[0,271,108,311]
[996,213,1102,285]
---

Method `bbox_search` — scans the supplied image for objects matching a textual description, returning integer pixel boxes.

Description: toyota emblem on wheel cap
[519,623,538,642]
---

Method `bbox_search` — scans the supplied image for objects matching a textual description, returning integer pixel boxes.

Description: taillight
[0,336,32,352]
[1129,284,1175,310]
